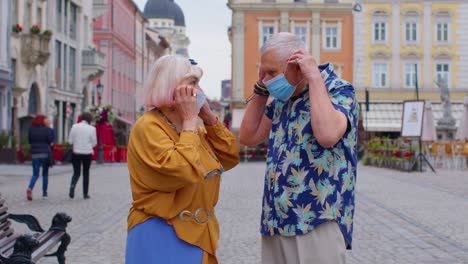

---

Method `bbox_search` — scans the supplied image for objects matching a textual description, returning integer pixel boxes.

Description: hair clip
[189,59,198,65]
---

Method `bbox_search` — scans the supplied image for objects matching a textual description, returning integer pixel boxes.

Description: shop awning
[361,101,465,132]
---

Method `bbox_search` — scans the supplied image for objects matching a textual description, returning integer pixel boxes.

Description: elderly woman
[125,55,240,264]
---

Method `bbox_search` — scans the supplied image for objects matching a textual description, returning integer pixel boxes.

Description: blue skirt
[125,218,203,264]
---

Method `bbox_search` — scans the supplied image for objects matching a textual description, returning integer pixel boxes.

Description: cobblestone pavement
[0,162,467,264]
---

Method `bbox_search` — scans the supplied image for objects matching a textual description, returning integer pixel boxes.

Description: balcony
[82,49,106,83]
[93,0,108,19]
[19,34,51,68]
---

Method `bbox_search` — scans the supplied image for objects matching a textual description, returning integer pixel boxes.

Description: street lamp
[96,81,103,106]
[96,81,104,164]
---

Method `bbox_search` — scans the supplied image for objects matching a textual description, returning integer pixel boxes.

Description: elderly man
[240,32,358,264]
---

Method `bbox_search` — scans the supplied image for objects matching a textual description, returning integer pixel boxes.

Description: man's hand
[287,50,321,81]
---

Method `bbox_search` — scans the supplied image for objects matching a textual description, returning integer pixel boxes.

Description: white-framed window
[372,62,388,88]
[403,63,419,88]
[405,22,418,43]
[436,22,449,43]
[436,63,450,88]
[292,23,309,50]
[321,20,342,50]
[372,10,389,44]
[434,10,451,45]
[324,25,338,49]
[373,22,387,42]
[258,21,277,47]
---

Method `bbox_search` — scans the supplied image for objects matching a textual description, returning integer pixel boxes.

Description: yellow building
[354,1,468,135]
[227,0,355,130]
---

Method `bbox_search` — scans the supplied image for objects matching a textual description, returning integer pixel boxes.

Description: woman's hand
[199,100,217,126]
[174,85,198,130]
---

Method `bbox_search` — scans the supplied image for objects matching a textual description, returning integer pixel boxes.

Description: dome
[143,0,186,27]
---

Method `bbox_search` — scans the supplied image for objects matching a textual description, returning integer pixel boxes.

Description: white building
[10,0,51,142]
[45,0,107,142]
[143,0,190,56]
[0,0,13,132]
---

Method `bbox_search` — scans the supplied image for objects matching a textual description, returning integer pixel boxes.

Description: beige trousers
[261,221,346,264]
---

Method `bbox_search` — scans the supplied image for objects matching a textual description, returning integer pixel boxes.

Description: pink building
[93,0,142,130]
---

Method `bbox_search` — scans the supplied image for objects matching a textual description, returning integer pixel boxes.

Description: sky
[134,0,232,100]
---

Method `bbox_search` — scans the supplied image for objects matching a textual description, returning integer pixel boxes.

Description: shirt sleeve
[204,119,240,171]
[329,83,357,134]
[127,119,205,192]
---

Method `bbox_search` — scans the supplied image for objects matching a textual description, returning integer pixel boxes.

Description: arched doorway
[28,83,41,115]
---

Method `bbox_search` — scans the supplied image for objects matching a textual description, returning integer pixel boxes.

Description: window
[37,7,42,26]
[324,25,338,49]
[64,45,67,89]
[372,63,388,88]
[436,63,450,88]
[56,0,62,32]
[25,2,32,28]
[69,48,76,90]
[55,41,61,85]
[261,25,275,46]
[374,22,387,42]
[404,63,419,88]
[70,4,77,39]
[293,25,308,49]
[64,0,68,35]
[405,22,417,42]
[436,23,449,42]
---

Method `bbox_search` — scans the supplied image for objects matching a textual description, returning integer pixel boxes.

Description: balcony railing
[20,34,51,68]
[82,49,106,82]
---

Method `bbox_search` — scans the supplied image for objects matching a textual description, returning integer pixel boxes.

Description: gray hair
[260,32,306,64]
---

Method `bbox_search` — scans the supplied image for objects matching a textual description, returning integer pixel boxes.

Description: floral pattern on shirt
[262,63,358,249]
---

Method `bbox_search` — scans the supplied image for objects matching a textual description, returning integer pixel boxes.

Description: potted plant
[0,131,16,164]
[42,29,52,39]
[11,23,23,33]
[30,24,41,34]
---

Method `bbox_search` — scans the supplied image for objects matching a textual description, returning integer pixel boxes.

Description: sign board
[401,100,425,137]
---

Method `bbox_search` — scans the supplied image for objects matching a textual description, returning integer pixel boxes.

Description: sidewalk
[0,162,126,177]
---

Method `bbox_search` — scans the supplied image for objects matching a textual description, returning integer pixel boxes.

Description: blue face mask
[196,90,207,113]
[263,73,297,101]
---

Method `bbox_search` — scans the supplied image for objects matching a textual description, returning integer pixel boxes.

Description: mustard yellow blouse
[127,109,240,264]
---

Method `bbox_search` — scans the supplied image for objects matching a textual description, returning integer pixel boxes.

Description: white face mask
[196,90,207,113]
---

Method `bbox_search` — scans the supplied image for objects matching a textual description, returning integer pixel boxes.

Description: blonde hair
[143,55,203,108]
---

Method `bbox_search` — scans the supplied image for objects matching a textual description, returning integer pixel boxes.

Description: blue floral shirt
[262,63,358,249]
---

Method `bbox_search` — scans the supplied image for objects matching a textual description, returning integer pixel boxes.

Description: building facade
[143,0,190,56]
[354,0,468,134]
[228,0,354,103]
[94,0,141,127]
[227,0,355,129]
[0,0,13,132]
[44,0,107,143]
[10,0,52,142]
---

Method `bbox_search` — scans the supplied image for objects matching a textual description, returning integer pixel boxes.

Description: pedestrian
[27,114,54,200]
[67,112,97,199]
[239,32,359,264]
[125,55,240,264]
